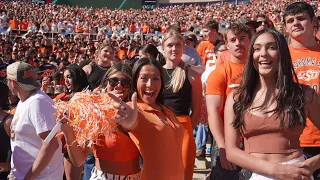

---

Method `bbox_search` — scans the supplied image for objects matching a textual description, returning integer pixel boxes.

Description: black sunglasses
[257,21,268,26]
[108,77,131,88]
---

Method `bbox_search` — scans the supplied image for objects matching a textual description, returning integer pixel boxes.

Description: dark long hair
[0,82,9,110]
[139,44,166,66]
[66,64,89,92]
[233,29,305,129]
[131,58,165,104]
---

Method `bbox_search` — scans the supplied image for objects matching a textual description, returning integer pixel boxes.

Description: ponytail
[167,60,187,93]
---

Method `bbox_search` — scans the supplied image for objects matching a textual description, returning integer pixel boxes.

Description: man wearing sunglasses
[255,14,271,32]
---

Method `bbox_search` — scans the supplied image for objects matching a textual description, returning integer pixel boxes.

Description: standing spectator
[197,20,219,69]
[205,23,251,180]
[255,14,271,32]
[0,82,12,180]
[225,28,320,180]
[284,2,320,179]
[6,62,63,179]
[162,31,202,180]
[82,42,114,90]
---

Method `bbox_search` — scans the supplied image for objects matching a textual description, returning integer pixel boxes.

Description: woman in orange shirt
[54,64,89,180]
[110,58,185,180]
[59,63,141,180]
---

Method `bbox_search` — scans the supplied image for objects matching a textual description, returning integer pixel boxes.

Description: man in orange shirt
[129,21,136,33]
[205,23,251,180]
[284,2,320,178]
[142,23,149,34]
[9,17,19,30]
[197,20,219,69]
[20,18,28,30]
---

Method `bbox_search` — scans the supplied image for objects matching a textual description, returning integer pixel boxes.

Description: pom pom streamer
[55,91,117,149]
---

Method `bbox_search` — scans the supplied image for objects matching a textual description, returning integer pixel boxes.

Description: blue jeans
[83,153,95,180]
[194,124,209,151]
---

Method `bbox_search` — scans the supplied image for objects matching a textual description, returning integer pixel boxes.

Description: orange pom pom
[55,91,117,148]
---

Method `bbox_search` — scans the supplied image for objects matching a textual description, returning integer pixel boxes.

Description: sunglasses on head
[257,21,268,26]
[108,77,131,88]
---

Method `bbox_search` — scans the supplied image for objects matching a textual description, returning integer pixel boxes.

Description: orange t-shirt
[117,48,128,60]
[9,19,19,30]
[129,24,136,33]
[206,61,245,120]
[142,25,149,34]
[216,50,231,68]
[197,40,215,68]
[128,102,184,180]
[161,26,167,34]
[289,44,320,147]
[20,21,28,30]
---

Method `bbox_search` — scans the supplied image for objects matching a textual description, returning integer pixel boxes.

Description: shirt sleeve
[29,98,57,135]
[205,66,227,96]
[192,50,204,67]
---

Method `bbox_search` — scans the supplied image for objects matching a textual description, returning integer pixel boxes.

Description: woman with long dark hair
[109,58,185,179]
[54,64,89,180]
[58,63,141,180]
[0,82,12,179]
[224,29,320,179]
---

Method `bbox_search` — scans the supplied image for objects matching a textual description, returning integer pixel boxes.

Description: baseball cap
[6,61,40,91]
[237,17,259,29]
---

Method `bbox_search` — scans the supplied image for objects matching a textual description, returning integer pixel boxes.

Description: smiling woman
[224,29,320,180]
[110,58,185,180]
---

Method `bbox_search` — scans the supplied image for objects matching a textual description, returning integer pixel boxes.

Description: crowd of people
[0,0,320,180]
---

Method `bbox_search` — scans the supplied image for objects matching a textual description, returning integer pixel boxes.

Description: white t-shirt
[10,90,63,180]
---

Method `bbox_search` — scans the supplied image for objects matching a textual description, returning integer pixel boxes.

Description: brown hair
[224,23,252,42]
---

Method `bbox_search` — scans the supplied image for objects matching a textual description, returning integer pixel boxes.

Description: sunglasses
[108,77,131,88]
[257,21,268,26]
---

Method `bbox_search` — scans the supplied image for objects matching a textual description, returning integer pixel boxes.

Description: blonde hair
[93,41,114,64]
[162,31,187,93]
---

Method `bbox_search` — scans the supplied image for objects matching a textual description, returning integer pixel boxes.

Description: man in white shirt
[6,62,63,180]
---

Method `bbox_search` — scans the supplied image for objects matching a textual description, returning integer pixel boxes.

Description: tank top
[163,68,192,116]
[88,64,109,90]
[241,111,304,154]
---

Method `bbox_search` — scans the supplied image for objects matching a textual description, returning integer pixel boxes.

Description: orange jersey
[197,40,215,68]
[9,19,19,29]
[20,21,28,30]
[216,50,231,68]
[206,61,245,120]
[117,48,128,60]
[129,24,136,33]
[289,44,320,147]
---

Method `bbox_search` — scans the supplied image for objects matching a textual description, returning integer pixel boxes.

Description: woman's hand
[109,92,138,130]
[273,163,312,180]
[56,111,73,135]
